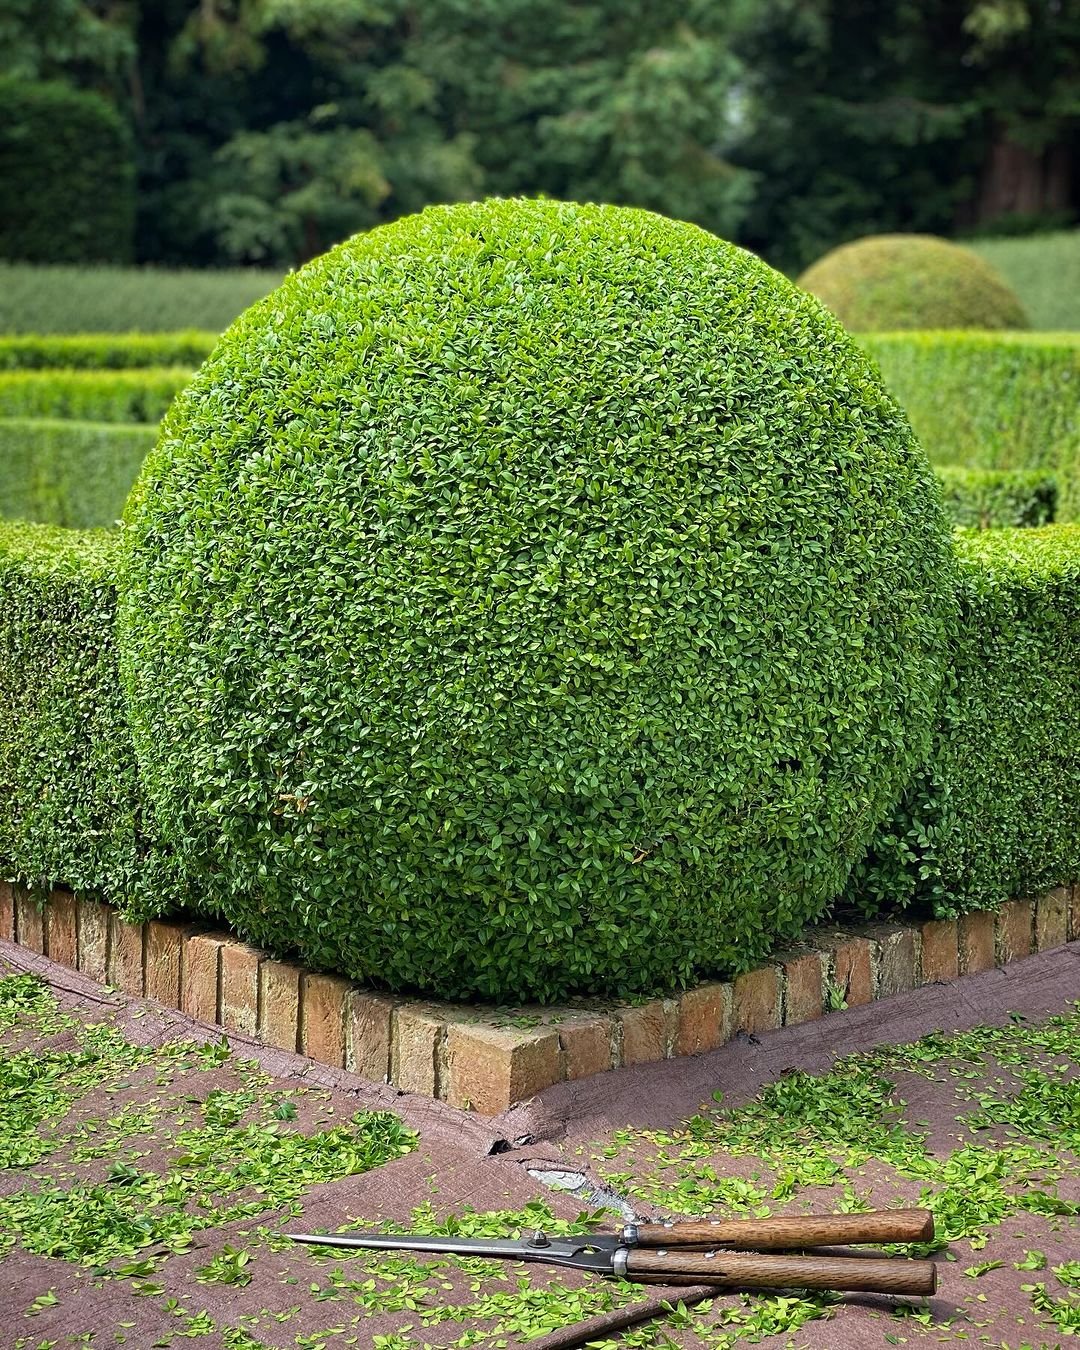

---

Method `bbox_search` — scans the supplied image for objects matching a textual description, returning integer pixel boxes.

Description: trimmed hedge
[0,523,178,911]
[936,465,1057,530]
[849,525,1080,918]
[0,419,157,529]
[799,235,1029,332]
[0,264,282,336]
[861,332,1080,521]
[118,198,953,1002]
[1,519,1074,999]
[0,369,191,423]
[0,332,217,371]
[0,80,134,265]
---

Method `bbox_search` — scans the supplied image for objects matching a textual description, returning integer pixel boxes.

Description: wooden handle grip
[632,1208,934,1250]
[624,1248,937,1296]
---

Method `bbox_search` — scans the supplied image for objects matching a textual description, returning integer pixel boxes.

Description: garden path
[1,939,1077,1349]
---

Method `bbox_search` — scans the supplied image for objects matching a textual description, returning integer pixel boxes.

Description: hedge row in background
[2,518,1076,998]
[2,427,1053,538]
[0,80,134,266]
[0,523,180,913]
[850,524,1080,919]
[861,331,1080,521]
[969,229,1080,332]
[936,465,1057,530]
[0,369,191,423]
[0,420,157,529]
[0,264,281,336]
[0,332,217,371]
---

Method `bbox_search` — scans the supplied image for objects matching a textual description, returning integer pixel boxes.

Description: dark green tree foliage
[728,0,1080,270]
[0,79,135,263]
[119,199,952,1001]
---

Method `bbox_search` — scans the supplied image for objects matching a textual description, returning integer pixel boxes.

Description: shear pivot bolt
[529,1229,550,1248]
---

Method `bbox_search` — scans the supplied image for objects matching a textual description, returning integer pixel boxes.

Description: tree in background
[0,0,1075,269]
[729,0,1080,271]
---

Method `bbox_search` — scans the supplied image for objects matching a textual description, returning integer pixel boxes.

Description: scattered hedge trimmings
[799,235,1029,332]
[936,465,1056,530]
[0,368,191,423]
[861,332,1080,521]
[119,197,953,1002]
[0,419,156,528]
[850,524,1080,918]
[0,523,178,916]
[0,80,134,265]
[0,332,217,371]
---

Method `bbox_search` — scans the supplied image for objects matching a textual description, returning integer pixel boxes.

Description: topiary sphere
[119,198,953,1002]
[798,234,1029,331]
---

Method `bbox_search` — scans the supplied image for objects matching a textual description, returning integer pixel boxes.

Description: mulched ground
[2,938,1078,1350]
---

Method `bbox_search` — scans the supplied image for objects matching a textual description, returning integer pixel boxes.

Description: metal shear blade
[286,1229,620,1273]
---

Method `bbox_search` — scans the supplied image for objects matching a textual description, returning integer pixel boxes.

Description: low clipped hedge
[799,234,1029,331]
[862,332,1080,521]
[936,465,1057,530]
[0,369,191,423]
[0,80,134,265]
[0,332,217,371]
[1,519,1075,999]
[0,419,157,529]
[117,198,952,1002]
[0,523,178,911]
[850,525,1080,918]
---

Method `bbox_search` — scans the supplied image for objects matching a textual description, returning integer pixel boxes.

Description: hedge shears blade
[287,1208,939,1295]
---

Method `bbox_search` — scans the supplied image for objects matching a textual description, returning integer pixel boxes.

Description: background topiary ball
[798,233,1029,332]
[119,198,953,1001]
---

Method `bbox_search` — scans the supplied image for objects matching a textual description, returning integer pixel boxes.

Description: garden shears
[288,1207,938,1295]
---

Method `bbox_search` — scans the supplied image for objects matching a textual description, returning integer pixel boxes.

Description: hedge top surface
[119,197,952,1002]
[798,234,1030,332]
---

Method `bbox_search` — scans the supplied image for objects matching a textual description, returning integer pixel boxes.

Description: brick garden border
[1,881,1076,1115]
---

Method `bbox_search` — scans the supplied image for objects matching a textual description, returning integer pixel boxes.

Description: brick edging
[0,881,1076,1115]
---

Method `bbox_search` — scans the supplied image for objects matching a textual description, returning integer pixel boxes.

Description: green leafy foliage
[0,265,280,336]
[0,332,217,370]
[0,368,190,423]
[118,198,952,1001]
[969,230,1080,331]
[862,331,1080,521]
[935,465,1057,530]
[0,523,179,912]
[0,419,156,528]
[849,525,1080,917]
[799,235,1029,332]
[0,78,134,264]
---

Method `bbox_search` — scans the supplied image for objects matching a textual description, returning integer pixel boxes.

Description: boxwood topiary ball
[798,233,1029,332]
[119,198,953,1002]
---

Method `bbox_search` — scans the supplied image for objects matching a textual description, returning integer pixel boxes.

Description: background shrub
[119,198,952,1002]
[936,465,1057,529]
[0,80,135,265]
[0,332,217,371]
[0,420,156,529]
[849,524,1080,917]
[0,369,190,423]
[799,235,1029,331]
[0,264,281,335]
[861,332,1080,521]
